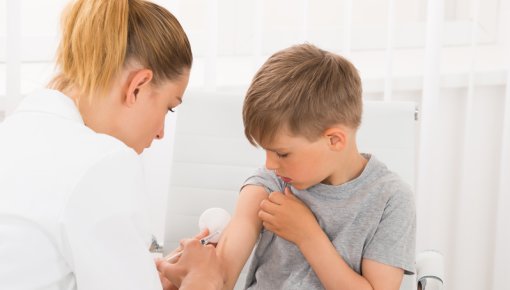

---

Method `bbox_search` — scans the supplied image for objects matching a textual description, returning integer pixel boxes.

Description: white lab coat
[0,89,162,290]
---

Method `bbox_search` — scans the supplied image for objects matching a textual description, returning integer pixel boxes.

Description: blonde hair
[243,43,362,147]
[49,0,192,100]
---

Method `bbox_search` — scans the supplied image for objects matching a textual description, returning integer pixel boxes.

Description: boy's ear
[323,127,347,151]
[124,69,154,107]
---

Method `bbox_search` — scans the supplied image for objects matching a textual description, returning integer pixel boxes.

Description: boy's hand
[258,187,321,246]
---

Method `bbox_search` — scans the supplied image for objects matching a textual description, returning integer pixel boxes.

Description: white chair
[163,90,443,290]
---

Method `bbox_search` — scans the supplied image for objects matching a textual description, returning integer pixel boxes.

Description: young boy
[217,43,415,290]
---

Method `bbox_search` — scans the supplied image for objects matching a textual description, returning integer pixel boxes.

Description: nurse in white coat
[0,1,223,289]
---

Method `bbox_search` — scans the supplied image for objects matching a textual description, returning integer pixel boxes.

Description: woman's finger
[193,229,210,240]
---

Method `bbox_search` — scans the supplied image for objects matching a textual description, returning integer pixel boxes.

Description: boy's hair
[49,0,192,101]
[243,43,362,147]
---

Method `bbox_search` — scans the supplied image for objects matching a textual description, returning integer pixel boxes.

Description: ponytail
[50,0,192,101]
[51,0,129,99]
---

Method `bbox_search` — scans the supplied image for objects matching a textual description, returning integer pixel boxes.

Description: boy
[217,43,415,290]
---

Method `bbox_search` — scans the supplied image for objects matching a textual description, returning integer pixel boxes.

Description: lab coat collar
[13,89,84,125]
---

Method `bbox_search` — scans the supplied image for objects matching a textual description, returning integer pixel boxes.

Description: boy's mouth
[279,176,293,183]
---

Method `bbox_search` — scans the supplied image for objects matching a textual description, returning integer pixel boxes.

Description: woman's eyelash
[168,108,175,113]
[276,153,288,158]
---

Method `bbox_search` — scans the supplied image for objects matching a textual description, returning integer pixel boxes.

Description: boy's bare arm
[298,229,404,290]
[216,185,267,290]
[362,259,404,290]
[260,188,404,290]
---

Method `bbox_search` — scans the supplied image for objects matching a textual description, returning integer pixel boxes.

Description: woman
[0,1,222,289]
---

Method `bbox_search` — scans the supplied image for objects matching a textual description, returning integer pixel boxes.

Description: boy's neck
[322,149,368,186]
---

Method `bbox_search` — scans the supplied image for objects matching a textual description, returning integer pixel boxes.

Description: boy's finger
[260,198,279,214]
[258,209,274,222]
[268,191,284,204]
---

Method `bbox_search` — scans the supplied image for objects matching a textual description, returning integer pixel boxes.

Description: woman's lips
[280,176,292,183]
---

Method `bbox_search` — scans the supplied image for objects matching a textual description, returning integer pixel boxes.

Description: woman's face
[117,71,190,154]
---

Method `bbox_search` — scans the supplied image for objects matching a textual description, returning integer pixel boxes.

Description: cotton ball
[198,208,231,243]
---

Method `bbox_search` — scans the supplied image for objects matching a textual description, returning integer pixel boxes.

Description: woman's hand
[156,230,210,289]
[156,239,224,290]
[155,259,178,290]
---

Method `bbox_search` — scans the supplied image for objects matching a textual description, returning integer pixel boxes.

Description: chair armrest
[416,250,444,290]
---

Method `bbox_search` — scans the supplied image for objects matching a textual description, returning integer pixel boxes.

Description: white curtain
[416,0,510,289]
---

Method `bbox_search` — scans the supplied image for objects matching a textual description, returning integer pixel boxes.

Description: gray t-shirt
[242,154,416,290]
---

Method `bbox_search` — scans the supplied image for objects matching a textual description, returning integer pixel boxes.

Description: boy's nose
[265,151,279,170]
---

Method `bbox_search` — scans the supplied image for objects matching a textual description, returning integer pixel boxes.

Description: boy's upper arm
[362,258,404,290]
[217,184,268,290]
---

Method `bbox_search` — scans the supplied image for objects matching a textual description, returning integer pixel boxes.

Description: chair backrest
[164,92,264,251]
[163,90,417,289]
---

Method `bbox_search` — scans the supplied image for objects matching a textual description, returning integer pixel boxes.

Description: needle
[200,231,220,245]
[164,231,220,263]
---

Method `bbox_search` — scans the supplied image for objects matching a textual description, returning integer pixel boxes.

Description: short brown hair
[243,43,362,147]
[49,0,192,101]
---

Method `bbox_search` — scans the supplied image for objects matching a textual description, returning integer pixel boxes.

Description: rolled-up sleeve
[242,167,284,194]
